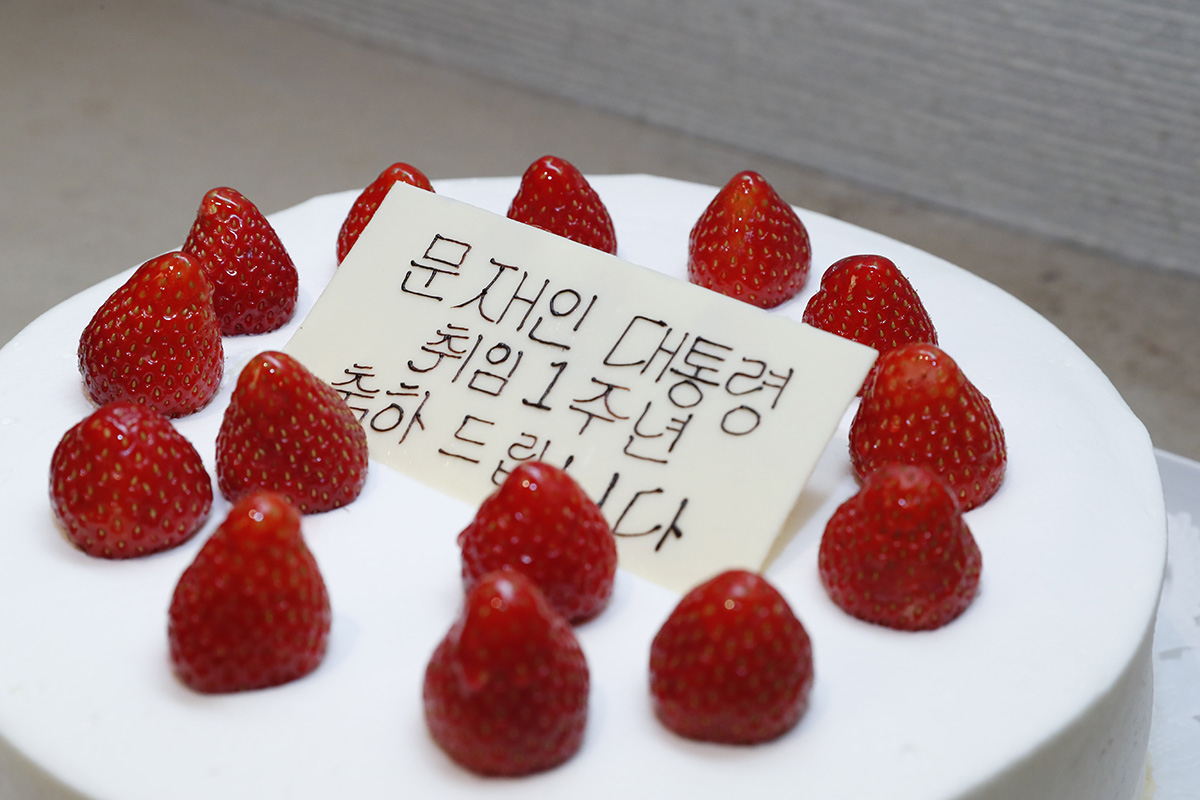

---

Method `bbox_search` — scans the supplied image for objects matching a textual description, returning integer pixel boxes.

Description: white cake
[0,175,1166,799]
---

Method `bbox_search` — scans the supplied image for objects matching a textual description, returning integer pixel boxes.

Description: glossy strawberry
[819,464,981,630]
[182,186,298,336]
[78,251,223,417]
[849,342,1006,510]
[458,461,616,624]
[423,570,588,776]
[168,491,331,693]
[688,170,811,308]
[507,155,617,253]
[337,162,435,264]
[803,253,937,393]
[49,402,212,558]
[649,569,813,744]
[216,350,368,513]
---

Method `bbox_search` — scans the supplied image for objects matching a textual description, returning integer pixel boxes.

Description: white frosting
[0,175,1165,800]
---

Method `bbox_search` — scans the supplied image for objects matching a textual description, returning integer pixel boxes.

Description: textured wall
[230,0,1200,277]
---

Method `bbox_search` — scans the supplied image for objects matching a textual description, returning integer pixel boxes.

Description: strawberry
[649,569,813,744]
[49,402,212,558]
[849,342,1006,510]
[168,491,331,693]
[182,186,298,336]
[802,253,937,393]
[687,170,812,309]
[507,155,617,254]
[458,461,617,624]
[423,570,589,776]
[78,251,223,418]
[819,464,981,631]
[337,162,434,264]
[216,350,368,514]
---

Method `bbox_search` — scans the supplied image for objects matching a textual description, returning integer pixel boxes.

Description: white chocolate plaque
[286,183,875,593]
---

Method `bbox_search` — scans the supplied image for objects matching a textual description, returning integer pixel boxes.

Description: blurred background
[2,0,1197,459]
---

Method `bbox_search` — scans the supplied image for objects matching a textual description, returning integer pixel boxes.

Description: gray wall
[230,0,1200,278]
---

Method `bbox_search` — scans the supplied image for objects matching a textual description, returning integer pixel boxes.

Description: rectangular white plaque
[286,183,875,593]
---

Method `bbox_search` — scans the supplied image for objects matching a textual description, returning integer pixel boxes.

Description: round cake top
[0,175,1165,800]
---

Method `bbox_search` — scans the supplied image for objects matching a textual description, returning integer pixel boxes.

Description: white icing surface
[0,175,1166,799]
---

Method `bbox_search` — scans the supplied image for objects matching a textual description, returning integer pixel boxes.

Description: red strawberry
[687,170,812,308]
[49,402,212,558]
[458,461,617,624]
[423,570,588,776]
[78,251,223,418]
[182,186,298,336]
[849,342,1006,510]
[507,155,617,254]
[337,162,434,264]
[819,464,981,631]
[168,491,331,693]
[216,350,368,514]
[802,253,937,393]
[649,569,813,744]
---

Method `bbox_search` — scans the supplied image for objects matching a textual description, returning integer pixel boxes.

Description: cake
[0,174,1166,799]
